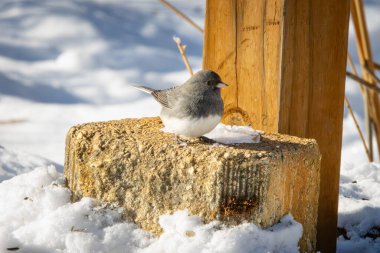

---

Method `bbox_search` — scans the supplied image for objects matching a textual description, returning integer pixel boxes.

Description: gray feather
[133,85,175,108]
[133,85,155,94]
[152,90,171,108]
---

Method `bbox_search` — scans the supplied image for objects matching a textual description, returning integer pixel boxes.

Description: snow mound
[147,211,302,253]
[338,163,380,252]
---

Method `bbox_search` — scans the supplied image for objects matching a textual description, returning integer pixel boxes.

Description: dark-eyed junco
[134,70,228,138]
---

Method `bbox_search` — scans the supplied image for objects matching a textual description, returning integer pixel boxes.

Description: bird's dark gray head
[186,70,228,93]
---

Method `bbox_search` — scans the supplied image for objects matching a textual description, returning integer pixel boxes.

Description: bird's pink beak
[216,82,228,88]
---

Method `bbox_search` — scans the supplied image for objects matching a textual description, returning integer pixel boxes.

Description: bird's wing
[134,84,178,108]
[152,90,171,108]
[152,86,179,108]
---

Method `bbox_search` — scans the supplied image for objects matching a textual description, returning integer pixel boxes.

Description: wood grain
[306,2,350,252]
[203,0,350,252]
[203,0,239,124]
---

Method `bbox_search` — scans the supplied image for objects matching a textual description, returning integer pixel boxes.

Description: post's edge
[64,125,80,200]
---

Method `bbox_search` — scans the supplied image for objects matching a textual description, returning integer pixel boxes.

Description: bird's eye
[207,80,212,86]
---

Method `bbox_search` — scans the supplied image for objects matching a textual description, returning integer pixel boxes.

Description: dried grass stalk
[351,0,380,161]
[346,71,380,93]
[344,97,371,161]
[159,0,203,33]
[173,36,193,76]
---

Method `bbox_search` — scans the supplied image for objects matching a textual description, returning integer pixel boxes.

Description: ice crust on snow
[0,164,302,253]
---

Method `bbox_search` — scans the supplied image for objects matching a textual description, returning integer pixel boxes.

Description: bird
[134,70,228,139]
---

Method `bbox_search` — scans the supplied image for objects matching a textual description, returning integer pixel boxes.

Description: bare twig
[347,52,359,76]
[374,62,380,71]
[347,52,372,158]
[363,64,380,84]
[344,96,371,161]
[6,247,20,251]
[346,71,380,93]
[346,52,370,160]
[350,0,380,161]
[347,52,366,94]
[0,118,27,124]
[173,36,193,76]
[159,0,203,33]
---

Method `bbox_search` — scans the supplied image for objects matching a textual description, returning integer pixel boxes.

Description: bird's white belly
[161,115,221,137]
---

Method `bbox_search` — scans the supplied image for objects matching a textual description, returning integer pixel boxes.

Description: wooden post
[203,0,350,252]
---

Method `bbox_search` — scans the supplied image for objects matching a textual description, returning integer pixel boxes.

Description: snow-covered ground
[0,166,302,253]
[0,0,380,252]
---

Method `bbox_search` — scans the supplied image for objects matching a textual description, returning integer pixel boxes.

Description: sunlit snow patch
[161,123,261,144]
[205,124,261,144]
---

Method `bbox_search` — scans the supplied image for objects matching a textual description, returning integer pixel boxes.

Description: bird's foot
[174,135,191,146]
[198,136,215,144]
[174,135,215,145]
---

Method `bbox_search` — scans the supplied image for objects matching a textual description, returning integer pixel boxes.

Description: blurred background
[0,0,378,169]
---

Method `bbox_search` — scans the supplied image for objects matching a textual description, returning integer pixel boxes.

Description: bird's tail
[132,85,155,94]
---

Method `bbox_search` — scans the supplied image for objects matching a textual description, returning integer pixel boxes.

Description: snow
[205,124,261,144]
[337,163,380,253]
[0,145,61,182]
[0,165,302,253]
[0,0,380,252]
[149,211,301,253]
[161,120,261,144]
[161,115,222,138]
